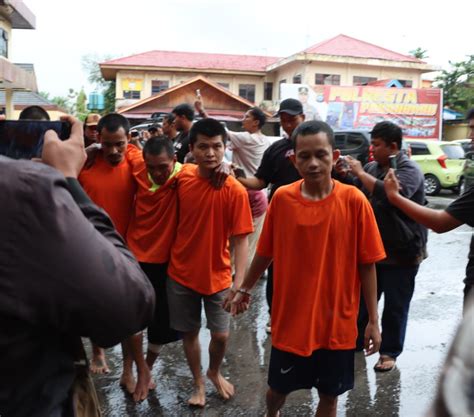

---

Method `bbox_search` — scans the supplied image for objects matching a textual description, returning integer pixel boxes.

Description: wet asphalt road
[88,192,470,416]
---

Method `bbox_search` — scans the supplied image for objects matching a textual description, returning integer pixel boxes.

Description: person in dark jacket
[0,116,155,417]
[336,121,427,372]
[171,103,194,163]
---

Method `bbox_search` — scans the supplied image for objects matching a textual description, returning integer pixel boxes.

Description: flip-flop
[374,355,396,372]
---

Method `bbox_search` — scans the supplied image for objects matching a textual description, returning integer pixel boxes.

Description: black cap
[274,98,303,117]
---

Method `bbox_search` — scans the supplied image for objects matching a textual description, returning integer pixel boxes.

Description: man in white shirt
[226,108,279,267]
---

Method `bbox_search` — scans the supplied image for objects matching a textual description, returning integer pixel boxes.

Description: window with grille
[353,76,377,86]
[151,80,169,94]
[315,73,340,85]
[238,84,256,102]
[123,90,141,99]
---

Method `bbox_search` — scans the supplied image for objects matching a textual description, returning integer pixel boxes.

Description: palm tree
[409,47,429,60]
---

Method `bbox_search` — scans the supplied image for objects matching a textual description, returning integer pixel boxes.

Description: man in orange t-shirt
[78,113,149,400]
[231,121,385,417]
[126,137,186,386]
[166,118,253,407]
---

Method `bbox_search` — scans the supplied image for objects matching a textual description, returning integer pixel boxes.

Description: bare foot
[187,383,206,407]
[90,355,110,374]
[206,370,234,400]
[374,355,396,372]
[133,366,152,402]
[149,379,157,390]
[120,372,136,394]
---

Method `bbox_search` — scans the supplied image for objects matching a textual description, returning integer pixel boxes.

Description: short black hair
[163,113,175,124]
[172,103,194,121]
[19,105,50,121]
[143,136,174,159]
[466,108,474,121]
[148,125,159,134]
[370,121,402,149]
[189,118,227,146]
[248,107,267,129]
[292,120,335,150]
[97,113,130,135]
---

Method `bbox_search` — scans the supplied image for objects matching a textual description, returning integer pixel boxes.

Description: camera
[0,120,71,160]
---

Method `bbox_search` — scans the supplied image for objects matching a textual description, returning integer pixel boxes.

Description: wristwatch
[237,288,252,297]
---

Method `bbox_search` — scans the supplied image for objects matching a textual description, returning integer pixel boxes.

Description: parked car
[334,130,371,165]
[452,139,474,154]
[405,139,465,196]
[334,129,411,165]
[131,121,162,132]
[460,150,474,194]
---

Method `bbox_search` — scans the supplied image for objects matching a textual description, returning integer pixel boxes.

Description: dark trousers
[463,283,473,313]
[140,262,180,345]
[357,264,419,358]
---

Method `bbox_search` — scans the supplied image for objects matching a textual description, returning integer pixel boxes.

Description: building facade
[0,0,36,117]
[100,34,439,112]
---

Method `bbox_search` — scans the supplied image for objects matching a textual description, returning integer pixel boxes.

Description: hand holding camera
[41,115,86,178]
[335,156,350,177]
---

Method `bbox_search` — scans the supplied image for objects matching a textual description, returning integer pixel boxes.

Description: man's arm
[232,234,249,289]
[347,156,377,194]
[229,254,273,315]
[384,169,462,233]
[237,175,267,190]
[194,95,250,153]
[223,234,250,310]
[194,95,209,118]
[358,263,381,356]
[52,186,154,348]
[39,116,154,346]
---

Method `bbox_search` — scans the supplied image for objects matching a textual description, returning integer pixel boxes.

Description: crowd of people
[0,99,473,417]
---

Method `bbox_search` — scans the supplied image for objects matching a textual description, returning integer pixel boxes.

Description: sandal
[374,355,396,372]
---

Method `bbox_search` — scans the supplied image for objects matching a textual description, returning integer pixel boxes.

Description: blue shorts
[268,347,355,397]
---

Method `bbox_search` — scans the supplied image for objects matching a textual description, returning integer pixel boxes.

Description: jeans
[357,263,419,358]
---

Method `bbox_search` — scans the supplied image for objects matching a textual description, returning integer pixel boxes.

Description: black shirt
[446,187,474,227]
[446,187,474,287]
[255,137,301,200]
[0,157,155,417]
[352,153,427,264]
[174,131,191,163]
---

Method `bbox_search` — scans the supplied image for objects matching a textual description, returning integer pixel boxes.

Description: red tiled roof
[103,50,280,72]
[303,34,423,63]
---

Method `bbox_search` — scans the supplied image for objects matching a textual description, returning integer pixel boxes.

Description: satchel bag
[71,339,102,417]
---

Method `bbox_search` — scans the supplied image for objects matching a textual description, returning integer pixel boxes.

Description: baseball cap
[85,113,101,126]
[274,98,303,117]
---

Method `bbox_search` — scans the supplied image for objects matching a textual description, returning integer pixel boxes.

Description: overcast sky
[11,0,472,98]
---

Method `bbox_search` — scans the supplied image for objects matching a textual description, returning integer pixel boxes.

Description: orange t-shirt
[257,180,386,356]
[126,161,189,264]
[168,165,254,295]
[78,145,139,237]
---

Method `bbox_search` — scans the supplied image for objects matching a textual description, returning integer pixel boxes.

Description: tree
[39,89,80,115]
[51,96,70,112]
[39,91,50,101]
[82,54,117,113]
[409,47,429,59]
[75,87,88,121]
[435,55,474,113]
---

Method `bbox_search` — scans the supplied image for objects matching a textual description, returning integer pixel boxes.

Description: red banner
[280,84,442,139]
[320,86,442,139]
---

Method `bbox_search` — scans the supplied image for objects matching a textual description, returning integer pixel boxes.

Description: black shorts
[268,347,355,397]
[140,262,181,346]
